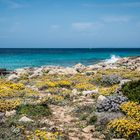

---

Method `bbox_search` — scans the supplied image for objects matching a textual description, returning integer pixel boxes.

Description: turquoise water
[0,48,140,70]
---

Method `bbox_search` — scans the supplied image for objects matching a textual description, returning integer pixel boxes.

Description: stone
[5,110,16,117]
[92,131,101,138]
[71,89,80,96]
[99,134,106,139]
[0,112,5,123]
[19,116,34,123]
[95,112,124,126]
[85,71,95,76]
[86,65,102,71]
[29,68,43,78]
[82,125,95,133]
[120,79,131,86]
[48,67,77,75]
[8,74,19,81]
[97,95,107,104]
[136,67,140,72]
[74,63,86,72]
[82,89,98,96]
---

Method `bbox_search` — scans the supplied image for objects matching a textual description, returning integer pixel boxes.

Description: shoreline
[7,56,140,80]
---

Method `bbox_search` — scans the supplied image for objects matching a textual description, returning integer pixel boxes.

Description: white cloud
[83,2,140,8]
[101,16,131,23]
[72,22,102,32]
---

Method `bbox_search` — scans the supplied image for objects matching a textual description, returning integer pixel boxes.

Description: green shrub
[122,80,140,103]
[17,104,52,117]
[87,113,97,125]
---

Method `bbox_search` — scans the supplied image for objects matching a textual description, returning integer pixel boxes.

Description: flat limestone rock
[19,116,34,123]
[5,110,16,117]
[82,125,95,133]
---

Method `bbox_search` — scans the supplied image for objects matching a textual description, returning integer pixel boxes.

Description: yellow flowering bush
[0,89,20,98]
[60,89,72,99]
[41,95,64,105]
[0,80,25,98]
[24,89,40,98]
[0,99,21,112]
[75,83,96,91]
[107,118,140,138]
[47,87,60,94]
[57,80,72,87]
[36,81,57,89]
[26,130,62,140]
[98,85,118,96]
[9,83,25,90]
[120,101,140,121]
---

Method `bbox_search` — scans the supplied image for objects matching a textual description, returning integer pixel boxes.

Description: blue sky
[0,0,140,48]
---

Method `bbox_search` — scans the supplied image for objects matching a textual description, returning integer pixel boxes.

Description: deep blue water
[0,48,140,70]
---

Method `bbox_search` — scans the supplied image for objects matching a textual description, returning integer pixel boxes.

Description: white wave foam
[105,55,121,64]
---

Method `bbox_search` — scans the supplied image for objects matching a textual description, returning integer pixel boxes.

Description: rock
[120,79,131,86]
[99,134,106,139]
[48,67,77,75]
[71,89,80,96]
[97,95,107,104]
[85,71,95,76]
[0,112,5,123]
[82,125,95,133]
[136,67,140,72]
[40,119,54,126]
[19,116,34,123]
[82,89,98,96]
[92,131,101,138]
[29,68,43,78]
[74,63,86,72]
[86,65,102,71]
[15,68,32,76]
[8,74,19,81]
[5,110,16,117]
[95,112,124,126]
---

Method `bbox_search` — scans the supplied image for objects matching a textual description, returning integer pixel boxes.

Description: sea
[0,48,140,70]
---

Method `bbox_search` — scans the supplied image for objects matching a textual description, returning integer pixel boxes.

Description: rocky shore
[0,56,140,140]
[8,56,140,80]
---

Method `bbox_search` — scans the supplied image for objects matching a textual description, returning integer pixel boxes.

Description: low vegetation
[0,64,140,140]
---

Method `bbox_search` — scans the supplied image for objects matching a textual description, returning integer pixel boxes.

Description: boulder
[74,63,86,72]
[82,89,98,96]
[82,125,95,133]
[71,89,80,96]
[136,67,140,72]
[97,95,107,104]
[8,74,19,81]
[86,65,102,71]
[95,112,124,126]
[16,68,29,76]
[0,112,5,123]
[29,68,43,78]
[120,79,131,86]
[5,110,16,117]
[85,71,95,76]
[19,116,34,123]
[48,67,77,75]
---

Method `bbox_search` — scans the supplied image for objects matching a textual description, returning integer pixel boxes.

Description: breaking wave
[105,55,121,64]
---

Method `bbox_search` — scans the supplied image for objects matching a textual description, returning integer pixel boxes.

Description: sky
[0,0,140,48]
